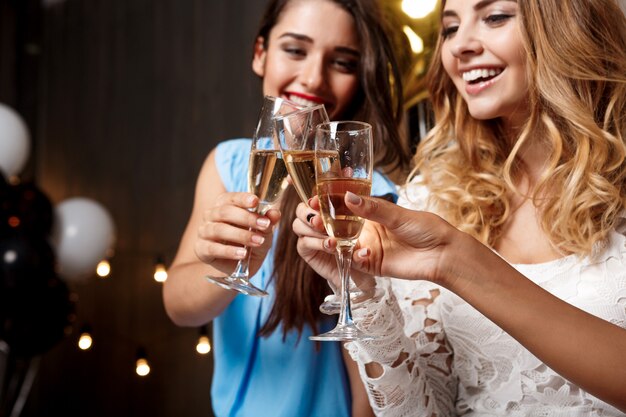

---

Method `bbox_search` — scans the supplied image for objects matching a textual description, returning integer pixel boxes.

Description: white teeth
[288,95,320,107]
[462,68,502,82]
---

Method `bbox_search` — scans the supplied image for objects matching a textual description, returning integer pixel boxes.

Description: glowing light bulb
[136,358,150,376]
[196,335,211,354]
[78,332,93,350]
[153,258,168,282]
[153,264,167,282]
[96,260,111,277]
[135,348,150,376]
[401,0,438,19]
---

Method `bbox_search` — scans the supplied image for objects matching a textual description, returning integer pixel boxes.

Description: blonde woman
[294,0,626,414]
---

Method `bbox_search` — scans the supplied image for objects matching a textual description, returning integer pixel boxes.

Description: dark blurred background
[1,0,265,416]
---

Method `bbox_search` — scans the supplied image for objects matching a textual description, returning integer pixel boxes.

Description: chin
[467,107,500,121]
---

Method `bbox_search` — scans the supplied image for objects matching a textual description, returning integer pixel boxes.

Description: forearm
[347,281,456,416]
[342,347,375,417]
[162,260,236,327]
[444,233,626,411]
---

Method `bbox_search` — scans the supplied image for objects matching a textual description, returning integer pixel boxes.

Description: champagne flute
[274,104,330,206]
[205,96,302,297]
[275,107,379,315]
[275,106,360,314]
[309,121,376,341]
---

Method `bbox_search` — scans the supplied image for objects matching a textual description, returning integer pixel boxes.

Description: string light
[96,259,111,278]
[153,255,168,283]
[135,348,150,376]
[196,326,211,355]
[74,256,217,377]
[77,324,93,350]
[8,216,20,228]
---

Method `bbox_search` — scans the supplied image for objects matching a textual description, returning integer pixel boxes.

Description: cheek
[330,76,360,116]
[441,59,464,97]
[441,52,457,82]
[261,58,293,95]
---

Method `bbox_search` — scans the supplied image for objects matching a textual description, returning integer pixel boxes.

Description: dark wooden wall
[2,0,266,416]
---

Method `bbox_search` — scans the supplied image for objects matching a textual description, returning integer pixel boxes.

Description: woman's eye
[441,25,459,39]
[283,46,306,58]
[332,59,358,73]
[484,13,513,25]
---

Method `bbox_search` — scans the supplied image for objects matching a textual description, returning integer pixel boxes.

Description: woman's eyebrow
[443,0,516,17]
[278,32,313,43]
[278,32,359,57]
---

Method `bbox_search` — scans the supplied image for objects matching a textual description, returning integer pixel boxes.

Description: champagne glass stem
[230,247,251,279]
[336,243,356,328]
[231,203,269,279]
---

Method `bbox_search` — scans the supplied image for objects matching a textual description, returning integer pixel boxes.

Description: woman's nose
[300,57,326,91]
[449,26,484,58]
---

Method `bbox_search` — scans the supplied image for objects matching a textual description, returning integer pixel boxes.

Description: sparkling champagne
[284,150,336,204]
[248,149,289,211]
[317,177,371,243]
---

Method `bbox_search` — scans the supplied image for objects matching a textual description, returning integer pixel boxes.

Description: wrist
[437,229,495,294]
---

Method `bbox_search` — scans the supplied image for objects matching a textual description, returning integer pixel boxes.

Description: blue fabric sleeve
[372,170,398,203]
[215,138,253,193]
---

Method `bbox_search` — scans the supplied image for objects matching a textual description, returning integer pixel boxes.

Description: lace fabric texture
[346,182,626,416]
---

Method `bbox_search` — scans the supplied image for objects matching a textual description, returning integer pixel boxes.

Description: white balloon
[0,103,30,178]
[51,197,116,283]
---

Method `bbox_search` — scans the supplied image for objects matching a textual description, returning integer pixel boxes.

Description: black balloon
[0,177,75,358]
[0,274,76,358]
[2,181,54,238]
[0,233,55,291]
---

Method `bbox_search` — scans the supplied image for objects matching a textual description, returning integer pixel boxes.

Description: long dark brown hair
[257,0,410,339]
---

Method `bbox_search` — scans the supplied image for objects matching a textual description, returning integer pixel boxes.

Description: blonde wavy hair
[411,0,626,257]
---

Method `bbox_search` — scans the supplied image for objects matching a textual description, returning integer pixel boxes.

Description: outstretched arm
[343,192,626,412]
[162,149,280,326]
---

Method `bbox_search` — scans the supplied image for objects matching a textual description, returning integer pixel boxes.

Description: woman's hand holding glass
[298,192,464,287]
[195,192,281,281]
[338,193,461,285]
[293,198,377,296]
[204,95,302,297]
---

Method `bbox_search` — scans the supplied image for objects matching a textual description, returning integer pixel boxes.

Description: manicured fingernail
[345,192,362,205]
[247,195,257,205]
[306,213,315,223]
[251,235,265,244]
[235,248,247,257]
[323,239,331,249]
[257,218,270,228]
[357,248,369,258]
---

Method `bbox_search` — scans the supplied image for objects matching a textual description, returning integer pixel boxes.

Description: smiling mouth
[286,93,325,108]
[462,68,503,84]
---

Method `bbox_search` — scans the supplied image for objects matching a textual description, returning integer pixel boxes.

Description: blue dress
[211,139,397,417]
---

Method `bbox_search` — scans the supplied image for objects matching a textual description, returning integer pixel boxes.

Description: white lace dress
[347,182,626,416]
